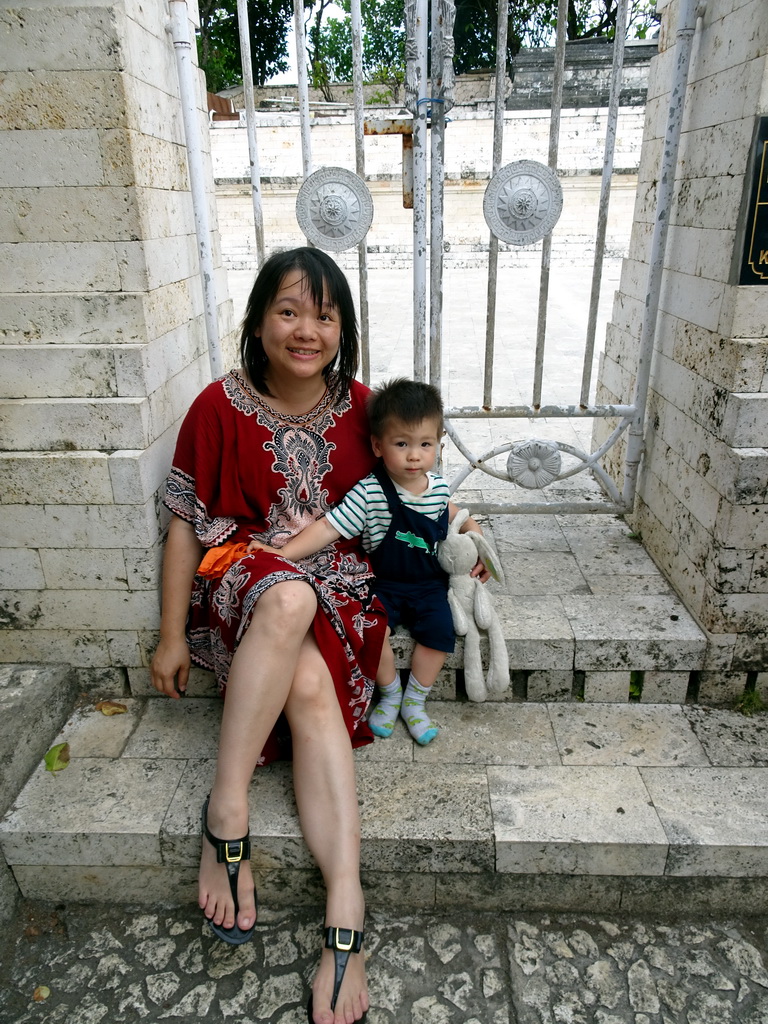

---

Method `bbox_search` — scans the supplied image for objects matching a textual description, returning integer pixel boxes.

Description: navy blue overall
[368,463,454,653]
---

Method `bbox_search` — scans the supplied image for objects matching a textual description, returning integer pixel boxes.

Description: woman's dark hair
[368,378,444,437]
[239,247,359,395]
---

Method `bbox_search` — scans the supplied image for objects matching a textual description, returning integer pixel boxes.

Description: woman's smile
[258,269,341,383]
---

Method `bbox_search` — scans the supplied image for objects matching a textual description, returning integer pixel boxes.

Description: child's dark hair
[368,378,444,437]
[239,247,358,395]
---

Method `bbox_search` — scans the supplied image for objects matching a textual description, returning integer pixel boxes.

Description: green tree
[198,0,293,93]
[309,0,406,103]
[453,0,660,74]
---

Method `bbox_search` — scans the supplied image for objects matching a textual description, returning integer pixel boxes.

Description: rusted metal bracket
[363,117,414,208]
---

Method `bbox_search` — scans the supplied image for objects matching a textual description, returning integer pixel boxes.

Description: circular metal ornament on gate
[483,160,563,245]
[507,439,562,489]
[295,167,373,252]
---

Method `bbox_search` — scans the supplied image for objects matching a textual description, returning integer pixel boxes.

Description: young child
[248,378,490,745]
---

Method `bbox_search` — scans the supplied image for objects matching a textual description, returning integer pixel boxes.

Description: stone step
[2,692,767,915]
[0,663,80,920]
[0,664,79,817]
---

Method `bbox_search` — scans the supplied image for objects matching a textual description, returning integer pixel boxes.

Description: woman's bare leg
[285,634,368,1024]
[200,579,317,933]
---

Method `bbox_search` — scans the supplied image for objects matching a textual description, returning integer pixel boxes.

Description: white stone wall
[210,107,647,183]
[0,0,237,683]
[593,0,768,671]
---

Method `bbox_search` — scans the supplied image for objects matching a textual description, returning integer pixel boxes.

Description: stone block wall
[593,0,768,672]
[0,0,236,683]
[211,107,647,183]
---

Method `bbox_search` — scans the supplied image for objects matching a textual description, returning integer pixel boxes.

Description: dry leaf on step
[95,700,127,716]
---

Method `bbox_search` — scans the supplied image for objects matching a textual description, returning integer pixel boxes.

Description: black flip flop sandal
[306,926,367,1023]
[201,796,256,945]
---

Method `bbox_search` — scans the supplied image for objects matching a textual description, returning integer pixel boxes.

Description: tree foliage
[453,0,660,74]
[197,0,293,93]
[307,0,407,102]
[197,0,660,97]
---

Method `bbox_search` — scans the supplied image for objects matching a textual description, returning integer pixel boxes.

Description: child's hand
[470,557,492,584]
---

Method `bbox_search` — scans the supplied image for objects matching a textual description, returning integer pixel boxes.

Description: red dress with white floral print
[164,370,386,764]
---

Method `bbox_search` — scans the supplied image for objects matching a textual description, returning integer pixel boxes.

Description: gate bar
[532,0,567,408]
[236,0,265,267]
[351,0,370,383]
[293,0,312,178]
[405,0,429,380]
[429,0,445,389]
[483,0,509,409]
[429,0,455,389]
[580,0,628,406]
[168,0,223,379]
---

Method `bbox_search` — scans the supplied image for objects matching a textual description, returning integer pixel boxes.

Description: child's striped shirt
[326,471,450,552]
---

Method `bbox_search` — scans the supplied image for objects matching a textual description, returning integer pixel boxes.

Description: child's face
[372,416,441,490]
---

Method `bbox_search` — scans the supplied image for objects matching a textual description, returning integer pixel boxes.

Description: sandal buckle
[225,841,244,863]
[334,928,355,951]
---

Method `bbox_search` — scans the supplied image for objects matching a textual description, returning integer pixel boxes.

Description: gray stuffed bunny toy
[437,509,511,702]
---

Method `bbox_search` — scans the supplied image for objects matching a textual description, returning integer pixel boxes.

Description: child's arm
[248,515,342,561]
[448,502,492,583]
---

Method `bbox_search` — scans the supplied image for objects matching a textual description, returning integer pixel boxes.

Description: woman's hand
[151,515,202,698]
[150,634,191,698]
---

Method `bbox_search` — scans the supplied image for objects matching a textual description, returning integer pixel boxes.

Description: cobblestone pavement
[3,900,768,1023]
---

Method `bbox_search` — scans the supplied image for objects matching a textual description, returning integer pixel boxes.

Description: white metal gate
[176,0,706,517]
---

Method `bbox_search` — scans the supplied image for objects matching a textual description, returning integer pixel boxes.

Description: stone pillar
[594,0,768,694]
[0,1,237,688]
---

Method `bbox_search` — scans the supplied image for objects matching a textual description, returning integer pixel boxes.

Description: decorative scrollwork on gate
[484,160,564,246]
[295,167,374,252]
[444,414,634,512]
[507,440,562,489]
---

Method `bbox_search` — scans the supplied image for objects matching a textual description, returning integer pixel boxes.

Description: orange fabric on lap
[197,542,250,579]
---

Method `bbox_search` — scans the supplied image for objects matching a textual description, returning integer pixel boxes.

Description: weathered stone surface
[50,698,143,759]
[527,670,574,701]
[583,670,631,702]
[563,594,706,671]
[0,629,112,669]
[684,705,768,766]
[640,670,690,702]
[0,756,186,867]
[123,699,221,760]
[409,702,560,766]
[488,765,668,875]
[548,703,710,766]
[0,664,79,816]
[357,762,495,874]
[641,766,768,876]
[696,669,750,704]
[0,547,45,590]
[0,396,151,451]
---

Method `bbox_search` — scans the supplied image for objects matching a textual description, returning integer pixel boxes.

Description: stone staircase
[2,506,767,917]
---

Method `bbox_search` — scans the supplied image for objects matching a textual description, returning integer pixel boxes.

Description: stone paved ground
[3,900,768,1023]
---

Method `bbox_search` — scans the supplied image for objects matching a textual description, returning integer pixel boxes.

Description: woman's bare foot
[199,794,257,937]
[309,885,368,1024]
[313,942,370,1024]
[310,941,368,1024]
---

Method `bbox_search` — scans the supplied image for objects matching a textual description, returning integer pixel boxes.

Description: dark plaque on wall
[740,117,768,285]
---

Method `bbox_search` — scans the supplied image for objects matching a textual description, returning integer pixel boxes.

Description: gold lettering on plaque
[748,142,768,280]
